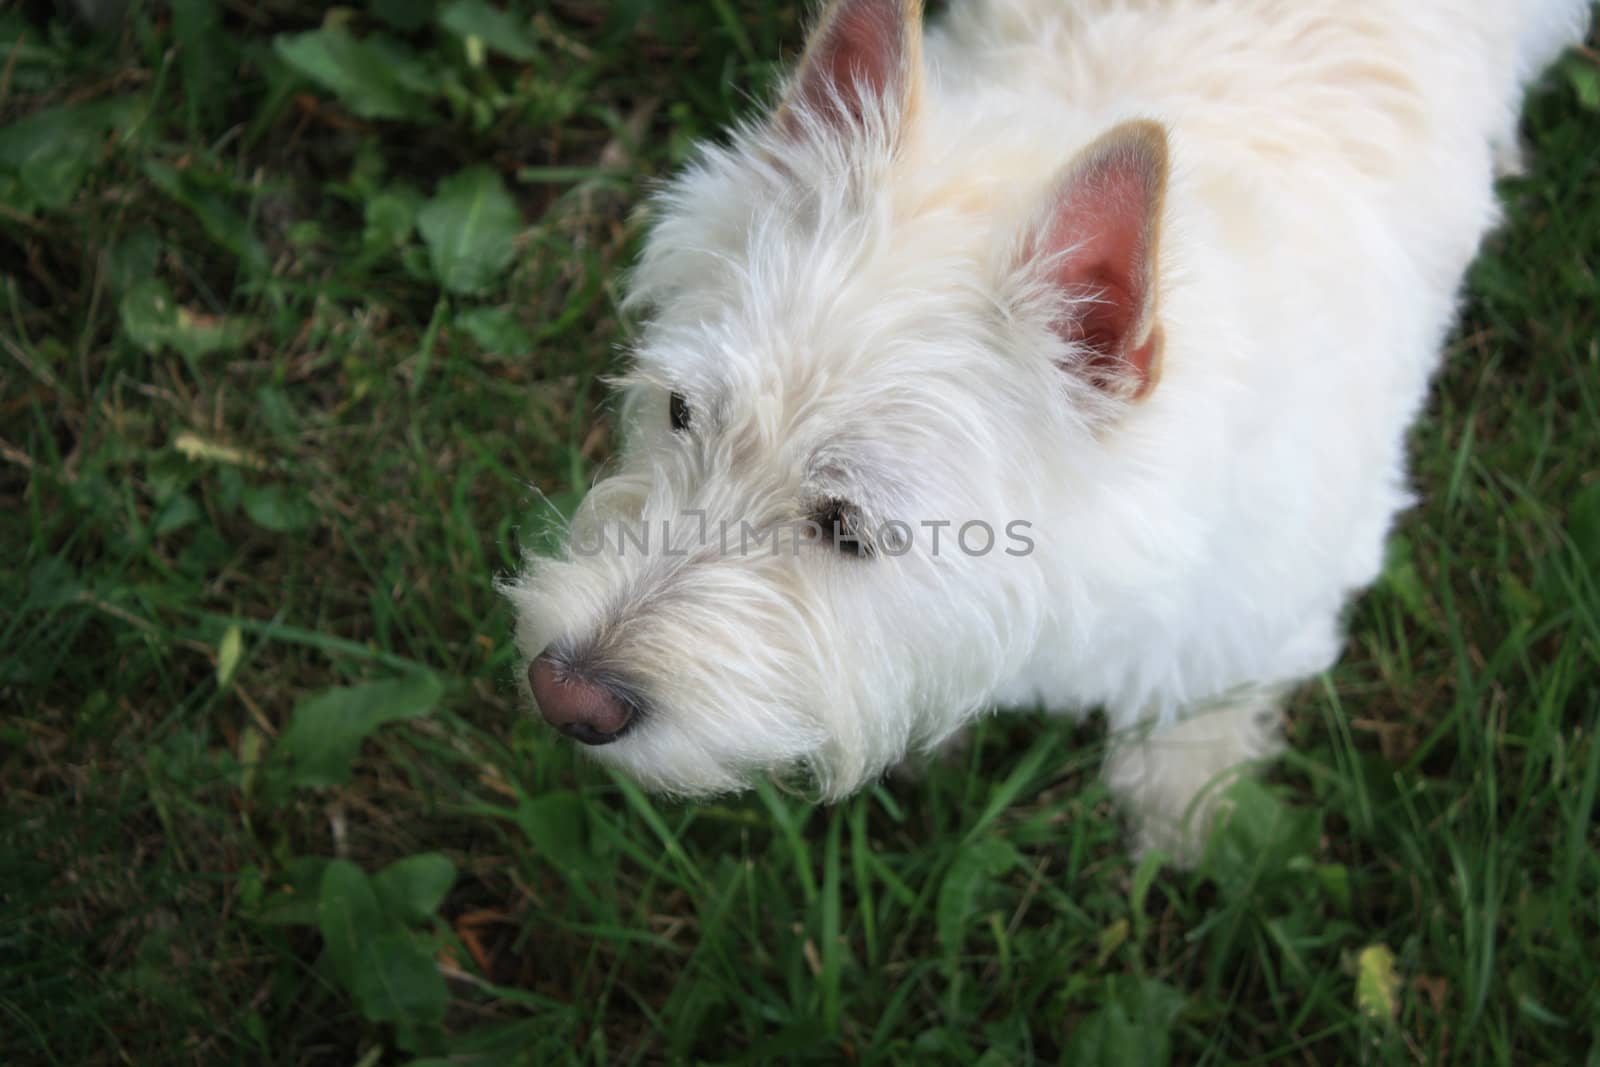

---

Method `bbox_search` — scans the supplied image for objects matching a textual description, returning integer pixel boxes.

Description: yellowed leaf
[173,431,267,470]
[217,624,244,687]
[1356,943,1400,1023]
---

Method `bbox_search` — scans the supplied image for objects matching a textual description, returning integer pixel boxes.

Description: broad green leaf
[363,184,423,251]
[318,859,388,989]
[1566,57,1600,113]
[515,790,594,882]
[417,166,521,295]
[350,932,448,1026]
[152,492,202,536]
[0,96,142,212]
[241,485,317,533]
[936,836,1019,953]
[320,863,445,1025]
[119,279,180,353]
[439,0,540,62]
[1316,862,1352,914]
[1379,534,1432,628]
[255,385,299,438]
[274,29,439,121]
[1200,778,1321,901]
[1355,943,1400,1024]
[1063,977,1185,1067]
[373,853,457,923]
[272,674,445,789]
[456,305,533,355]
[287,220,323,247]
[120,279,257,360]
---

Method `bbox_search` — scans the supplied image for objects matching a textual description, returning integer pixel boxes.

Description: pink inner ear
[790,0,909,131]
[1038,143,1163,392]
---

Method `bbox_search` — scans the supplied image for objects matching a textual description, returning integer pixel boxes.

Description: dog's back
[914,0,1593,716]
[1519,0,1594,80]
[930,0,1588,265]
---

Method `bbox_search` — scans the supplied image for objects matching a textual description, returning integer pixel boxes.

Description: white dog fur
[505,0,1591,857]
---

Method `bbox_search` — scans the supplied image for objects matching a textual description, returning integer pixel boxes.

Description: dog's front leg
[1102,687,1288,866]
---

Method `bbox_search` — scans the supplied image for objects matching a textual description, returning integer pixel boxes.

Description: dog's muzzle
[528,652,640,745]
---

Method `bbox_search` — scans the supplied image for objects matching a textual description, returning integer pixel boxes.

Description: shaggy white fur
[503,0,1590,855]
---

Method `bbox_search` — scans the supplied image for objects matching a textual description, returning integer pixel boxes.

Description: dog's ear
[1027,120,1169,401]
[777,0,923,139]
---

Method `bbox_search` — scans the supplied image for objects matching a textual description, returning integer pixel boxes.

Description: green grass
[2,3,1597,1064]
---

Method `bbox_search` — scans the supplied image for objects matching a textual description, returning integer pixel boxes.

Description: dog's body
[506,0,1591,854]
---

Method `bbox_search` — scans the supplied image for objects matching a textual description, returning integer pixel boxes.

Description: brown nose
[528,654,636,745]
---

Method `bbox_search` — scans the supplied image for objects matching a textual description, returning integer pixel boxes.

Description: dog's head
[503,0,1171,798]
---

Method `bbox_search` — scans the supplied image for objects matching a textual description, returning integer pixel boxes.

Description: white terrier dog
[505,0,1591,856]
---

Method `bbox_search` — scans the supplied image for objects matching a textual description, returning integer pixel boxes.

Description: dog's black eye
[812,499,870,558]
[669,391,691,432]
